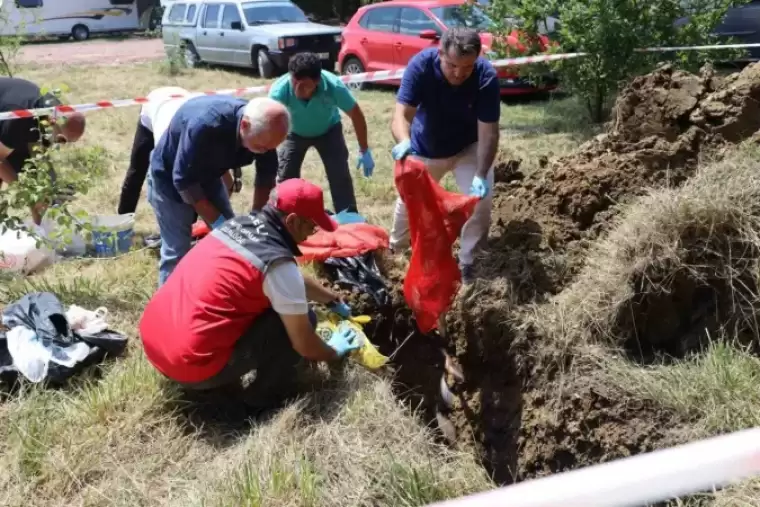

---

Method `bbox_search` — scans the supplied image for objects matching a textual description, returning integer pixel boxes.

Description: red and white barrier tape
[426,427,760,507]
[0,52,585,121]
[2,41,759,121]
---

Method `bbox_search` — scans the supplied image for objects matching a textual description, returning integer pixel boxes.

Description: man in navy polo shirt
[389,27,501,283]
[148,95,290,286]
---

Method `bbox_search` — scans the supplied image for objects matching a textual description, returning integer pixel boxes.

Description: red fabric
[192,220,210,238]
[138,235,271,383]
[394,158,479,333]
[298,223,389,262]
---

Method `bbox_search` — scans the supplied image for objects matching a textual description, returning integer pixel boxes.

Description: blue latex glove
[211,215,226,230]
[391,139,412,161]
[334,210,366,225]
[328,300,352,318]
[469,176,489,200]
[327,322,362,357]
[357,149,374,177]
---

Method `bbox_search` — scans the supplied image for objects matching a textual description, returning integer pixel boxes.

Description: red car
[337,0,557,95]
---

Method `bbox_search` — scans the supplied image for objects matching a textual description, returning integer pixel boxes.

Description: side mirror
[419,29,440,40]
[230,20,243,30]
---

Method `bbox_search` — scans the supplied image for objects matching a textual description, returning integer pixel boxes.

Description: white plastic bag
[6,327,48,382]
[0,225,56,274]
[66,305,109,337]
[6,326,90,383]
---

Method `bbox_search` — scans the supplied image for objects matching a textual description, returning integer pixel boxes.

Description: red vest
[139,209,299,383]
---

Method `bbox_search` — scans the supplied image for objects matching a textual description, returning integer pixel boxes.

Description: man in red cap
[139,178,359,409]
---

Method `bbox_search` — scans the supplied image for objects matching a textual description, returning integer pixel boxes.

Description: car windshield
[242,2,308,24]
[429,5,494,30]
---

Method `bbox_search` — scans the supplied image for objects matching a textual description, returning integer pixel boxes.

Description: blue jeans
[147,171,234,286]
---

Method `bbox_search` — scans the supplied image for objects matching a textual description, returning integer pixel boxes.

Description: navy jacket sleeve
[172,117,212,204]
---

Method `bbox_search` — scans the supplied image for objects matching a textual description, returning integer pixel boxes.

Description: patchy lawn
[0,61,590,506]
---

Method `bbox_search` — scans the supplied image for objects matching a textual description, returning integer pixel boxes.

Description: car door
[715,0,760,60]
[395,7,442,66]
[359,6,401,72]
[218,2,248,66]
[196,2,223,62]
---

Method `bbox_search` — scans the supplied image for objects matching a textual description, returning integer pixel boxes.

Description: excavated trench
[337,62,760,483]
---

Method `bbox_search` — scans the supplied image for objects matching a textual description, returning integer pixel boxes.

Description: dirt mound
[533,146,760,362]
[491,62,760,253]
[337,64,760,490]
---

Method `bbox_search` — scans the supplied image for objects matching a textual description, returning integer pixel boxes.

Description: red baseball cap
[272,178,338,232]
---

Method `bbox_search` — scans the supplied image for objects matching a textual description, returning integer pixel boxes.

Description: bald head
[54,112,86,143]
[239,97,290,153]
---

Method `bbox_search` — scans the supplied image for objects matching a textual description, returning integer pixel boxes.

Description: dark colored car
[711,0,760,61]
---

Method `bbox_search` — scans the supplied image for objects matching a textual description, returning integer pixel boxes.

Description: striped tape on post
[425,427,760,507]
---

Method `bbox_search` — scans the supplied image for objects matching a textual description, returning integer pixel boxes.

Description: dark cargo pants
[276,122,358,214]
[180,308,318,407]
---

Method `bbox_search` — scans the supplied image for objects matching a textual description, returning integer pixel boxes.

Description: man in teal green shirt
[269,52,373,213]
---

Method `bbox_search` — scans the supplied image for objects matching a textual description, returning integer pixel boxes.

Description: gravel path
[18,38,165,65]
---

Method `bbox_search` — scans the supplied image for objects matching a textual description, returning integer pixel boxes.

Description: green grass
[0,60,589,506]
[9,56,760,506]
[605,340,760,435]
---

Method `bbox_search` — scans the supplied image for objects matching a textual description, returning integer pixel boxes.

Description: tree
[483,0,749,122]
[0,17,99,244]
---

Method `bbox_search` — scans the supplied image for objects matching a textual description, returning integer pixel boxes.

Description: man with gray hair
[148,94,290,285]
[390,27,500,283]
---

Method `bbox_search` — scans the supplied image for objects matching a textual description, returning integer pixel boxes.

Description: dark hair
[440,27,481,57]
[288,52,322,80]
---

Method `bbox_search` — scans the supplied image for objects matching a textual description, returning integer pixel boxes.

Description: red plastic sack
[298,223,389,262]
[394,158,478,333]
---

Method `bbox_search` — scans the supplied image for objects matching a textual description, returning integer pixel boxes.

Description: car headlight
[278,37,296,49]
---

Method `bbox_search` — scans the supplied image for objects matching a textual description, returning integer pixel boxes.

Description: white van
[0,0,151,40]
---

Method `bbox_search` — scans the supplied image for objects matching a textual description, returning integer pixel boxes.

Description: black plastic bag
[323,252,390,307]
[0,292,128,385]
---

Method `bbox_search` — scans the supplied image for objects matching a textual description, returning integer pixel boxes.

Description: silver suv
[161,0,343,77]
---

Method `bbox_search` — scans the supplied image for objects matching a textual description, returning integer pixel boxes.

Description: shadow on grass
[167,365,353,449]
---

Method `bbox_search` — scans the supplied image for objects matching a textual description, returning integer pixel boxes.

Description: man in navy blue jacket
[148,95,290,286]
[389,27,501,284]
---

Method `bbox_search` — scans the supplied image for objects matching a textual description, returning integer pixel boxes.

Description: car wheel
[184,43,200,68]
[257,49,275,79]
[342,57,365,91]
[71,24,89,41]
